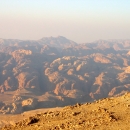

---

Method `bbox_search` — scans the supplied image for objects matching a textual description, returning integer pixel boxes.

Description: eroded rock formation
[0,37,130,113]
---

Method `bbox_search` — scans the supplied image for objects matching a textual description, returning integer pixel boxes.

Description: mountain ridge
[0,36,130,114]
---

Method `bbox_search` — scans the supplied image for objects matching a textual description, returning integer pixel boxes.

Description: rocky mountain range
[0,36,130,114]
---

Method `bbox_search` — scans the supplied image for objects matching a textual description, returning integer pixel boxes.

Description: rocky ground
[1,92,130,130]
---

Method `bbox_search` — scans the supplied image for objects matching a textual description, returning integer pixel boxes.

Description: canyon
[0,36,130,114]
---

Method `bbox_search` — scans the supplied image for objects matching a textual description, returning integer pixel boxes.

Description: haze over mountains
[0,36,130,114]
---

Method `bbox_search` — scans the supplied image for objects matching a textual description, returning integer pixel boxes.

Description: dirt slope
[1,92,130,130]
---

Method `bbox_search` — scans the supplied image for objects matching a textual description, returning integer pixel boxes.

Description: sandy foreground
[0,93,130,130]
[0,107,63,128]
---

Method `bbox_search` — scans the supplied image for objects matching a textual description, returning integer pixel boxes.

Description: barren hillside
[1,92,130,130]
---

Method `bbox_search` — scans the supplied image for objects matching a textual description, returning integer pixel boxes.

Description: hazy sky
[0,0,130,43]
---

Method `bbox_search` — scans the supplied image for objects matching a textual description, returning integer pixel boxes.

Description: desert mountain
[0,36,130,114]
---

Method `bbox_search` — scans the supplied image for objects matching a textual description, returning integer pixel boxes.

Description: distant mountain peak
[39,36,77,47]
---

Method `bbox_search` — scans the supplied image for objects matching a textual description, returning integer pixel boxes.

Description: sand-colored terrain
[0,107,63,128]
[0,37,130,114]
[1,92,130,130]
